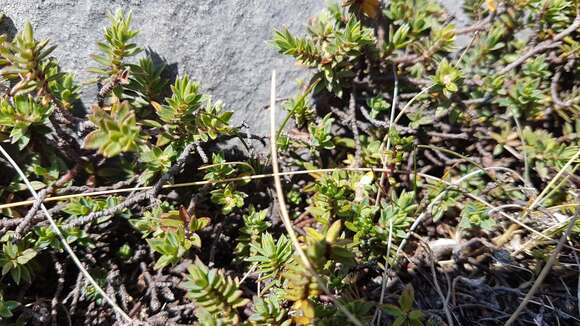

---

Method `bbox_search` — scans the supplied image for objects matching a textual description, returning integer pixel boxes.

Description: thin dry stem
[269,70,364,326]
[0,167,398,210]
[504,205,579,325]
[0,145,133,324]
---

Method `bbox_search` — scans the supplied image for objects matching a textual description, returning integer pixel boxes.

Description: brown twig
[497,16,580,75]
[425,244,454,326]
[14,165,78,239]
[64,142,196,228]
[51,255,66,326]
[68,269,84,315]
[140,262,161,313]
[108,263,131,311]
[427,131,469,140]
[56,176,138,196]
[97,68,130,107]
[455,14,493,35]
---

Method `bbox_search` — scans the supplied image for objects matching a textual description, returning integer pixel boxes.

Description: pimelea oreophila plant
[0,1,579,325]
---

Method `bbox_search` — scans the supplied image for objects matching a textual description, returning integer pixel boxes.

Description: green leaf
[409,309,424,321]
[84,101,143,157]
[399,284,415,312]
[10,267,21,285]
[0,300,20,318]
[2,263,12,276]
[393,317,406,326]
[16,248,36,265]
[23,21,34,42]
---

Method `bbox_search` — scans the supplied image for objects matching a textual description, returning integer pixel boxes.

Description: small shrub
[0,1,578,325]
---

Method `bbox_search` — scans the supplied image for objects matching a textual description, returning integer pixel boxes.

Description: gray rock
[1,0,325,133]
[1,1,467,134]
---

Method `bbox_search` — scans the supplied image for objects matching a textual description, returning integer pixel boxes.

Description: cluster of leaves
[203,153,252,214]
[0,8,248,325]
[133,205,210,269]
[266,0,579,324]
[0,95,52,148]
[0,21,63,148]
[0,1,579,325]
[183,258,250,324]
[383,285,424,326]
[90,10,141,76]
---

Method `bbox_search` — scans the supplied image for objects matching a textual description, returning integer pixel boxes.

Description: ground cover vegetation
[0,0,579,325]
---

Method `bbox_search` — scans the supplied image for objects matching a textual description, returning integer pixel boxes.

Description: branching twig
[56,176,138,196]
[455,14,493,35]
[51,255,66,326]
[0,144,133,323]
[14,165,78,239]
[97,68,130,107]
[64,142,196,228]
[140,262,161,313]
[497,16,580,75]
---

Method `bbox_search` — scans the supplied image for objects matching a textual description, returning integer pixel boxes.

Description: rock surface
[2,0,466,133]
[2,0,324,133]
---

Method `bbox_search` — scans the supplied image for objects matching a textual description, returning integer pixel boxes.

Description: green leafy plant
[246,232,294,280]
[126,57,167,108]
[0,95,51,148]
[183,258,250,324]
[194,97,235,141]
[235,206,271,258]
[282,262,319,325]
[1,1,578,324]
[204,153,251,214]
[147,231,194,270]
[377,191,416,240]
[0,292,19,318]
[309,113,336,150]
[383,284,425,326]
[90,9,141,76]
[152,75,235,146]
[284,88,316,128]
[433,58,462,97]
[139,144,177,183]
[248,295,292,326]
[47,68,80,110]
[141,206,210,269]
[0,241,37,285]
[274,13,375,95]
[459,201,496,231]
[304,220,355,271]
[210,183,247,214]
[308,171,354,225]
[367,96,391,119]
[0,21,58,96]
[153,74,202,128]
[83,100,144,157]
[34,225,93,252]
[522,127,579,179]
